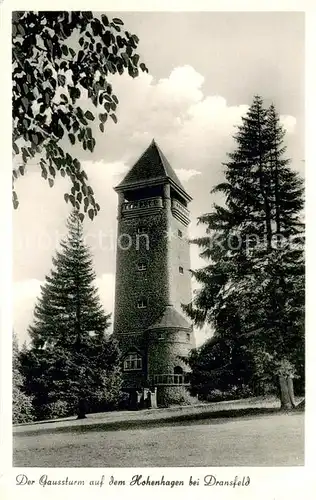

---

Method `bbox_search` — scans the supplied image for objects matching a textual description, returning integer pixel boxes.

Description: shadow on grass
[15,405,304,438]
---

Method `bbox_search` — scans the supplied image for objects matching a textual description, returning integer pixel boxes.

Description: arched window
[174,366,183,375]
[123,353,142,371]
[174,366,183,384]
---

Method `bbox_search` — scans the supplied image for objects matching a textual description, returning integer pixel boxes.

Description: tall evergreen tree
[185,96,304,408]
[20,211,122,420]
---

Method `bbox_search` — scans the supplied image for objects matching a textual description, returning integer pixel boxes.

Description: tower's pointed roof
[147,305,192,331]
[115,140,191,201]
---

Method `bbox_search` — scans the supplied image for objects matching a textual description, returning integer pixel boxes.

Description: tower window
[187,333,190,341]
[178,229,183,238]
[123,353,142,371]
[137,299,147,309]
[137,226,147,234]
[137,262,147,271]
[179,266,184,274]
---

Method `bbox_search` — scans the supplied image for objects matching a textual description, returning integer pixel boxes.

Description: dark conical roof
[148,305,192,330]
[115,140,191,201]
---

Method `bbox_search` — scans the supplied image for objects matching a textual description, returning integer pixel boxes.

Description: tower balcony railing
[151,373,190,386]
[122,196,163,213]
[171,199,190,225]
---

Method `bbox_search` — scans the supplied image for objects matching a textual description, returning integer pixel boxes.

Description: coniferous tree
[20,211,122,420]
[185,96,304,408]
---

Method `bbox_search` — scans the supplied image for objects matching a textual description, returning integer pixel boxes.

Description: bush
[13,386,33,424]
[157,386,197,407]
[116,392,131,410]
[45,400,72,419]
[201,385,254,403]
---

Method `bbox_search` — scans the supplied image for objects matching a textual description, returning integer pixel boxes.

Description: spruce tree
[185,96,304,408]
[21,211,122,420]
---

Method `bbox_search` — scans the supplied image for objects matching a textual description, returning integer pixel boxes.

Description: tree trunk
[278,375,295,409]
[77,398,87,419]
[287,376,296,407]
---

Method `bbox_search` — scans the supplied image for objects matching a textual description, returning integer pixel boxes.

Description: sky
[13,11,305,347]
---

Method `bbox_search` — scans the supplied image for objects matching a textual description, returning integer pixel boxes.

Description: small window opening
[137,299,147,309]
[137,262,147,271]
[123,353,142,371]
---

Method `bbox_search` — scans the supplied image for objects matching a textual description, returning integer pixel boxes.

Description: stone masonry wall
[147,328,192,376]
[113,209,169,335]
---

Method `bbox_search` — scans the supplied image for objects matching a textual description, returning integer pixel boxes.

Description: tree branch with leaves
[12,11,148,220]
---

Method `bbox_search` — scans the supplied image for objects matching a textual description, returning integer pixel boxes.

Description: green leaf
[58,74,66,87]
[112,18,124,26]
[19,165,24,176]
[21,97,29,111]
[61,45,69,56]
[49,165,56,177]
[64,193,69,203]
[101,14,109,26]
[110,113,117,124]
[13,143,19,155]
[73,158,81,169]
[48,178,54,188]
[122,52,129,65]
[60,93,68,102]
[84,110,95,121]
[133,54,140,66]
[79,212,84,223]
[103,94,112,103]
[140,62,148,72]
[68,133,75,145]
[88,209,94,221]
[99,113,107,123]
[99,122,104,133]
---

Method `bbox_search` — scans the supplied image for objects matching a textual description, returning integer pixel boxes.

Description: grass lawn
[13,411,304,467]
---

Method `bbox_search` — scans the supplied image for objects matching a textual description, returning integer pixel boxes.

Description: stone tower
[113,140,194,407]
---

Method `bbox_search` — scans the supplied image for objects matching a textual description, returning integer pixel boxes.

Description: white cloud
[193,324,214,348]
[175,168,201,182]
[280,114,297,133]
[95,273,116,332]
[13,279,43,345]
